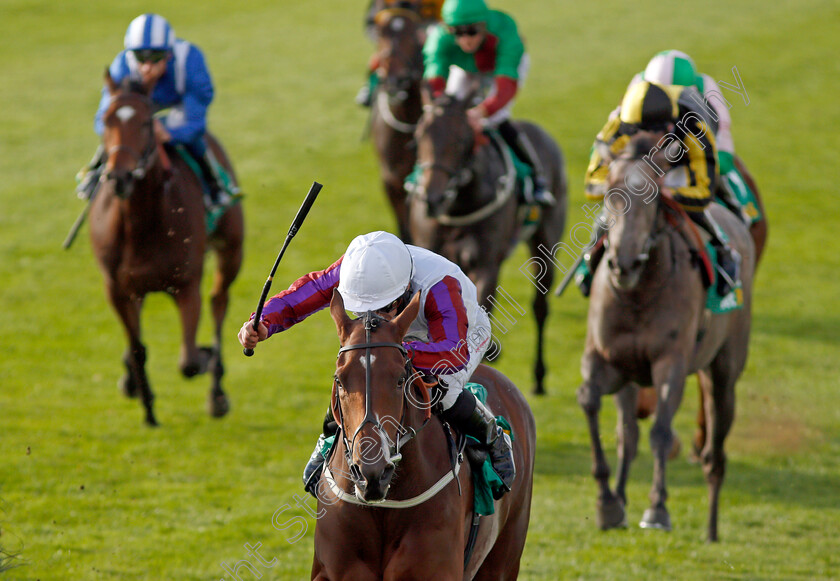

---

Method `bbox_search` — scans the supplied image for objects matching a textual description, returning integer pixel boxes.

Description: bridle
[103,93,159,189]
[331,311,429,486]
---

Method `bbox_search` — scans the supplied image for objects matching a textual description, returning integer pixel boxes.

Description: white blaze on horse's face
[115,106,136,124]
[358,354,376,369]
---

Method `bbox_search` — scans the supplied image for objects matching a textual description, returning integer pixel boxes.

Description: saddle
[168,144,242,234]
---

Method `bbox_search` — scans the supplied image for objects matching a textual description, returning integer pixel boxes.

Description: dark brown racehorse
[578,132,753,542]
[411,93,567,394]
[369,7,426,242]
[89,72,244,426]
[311,290,535,580]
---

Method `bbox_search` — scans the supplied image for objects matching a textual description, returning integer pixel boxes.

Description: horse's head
[329,289,424,502]
[603,131,670,290]
[415,92,476,217]
[100,70,157,199]
[374,8,424,101]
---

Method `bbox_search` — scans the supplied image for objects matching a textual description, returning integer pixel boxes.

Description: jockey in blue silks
[78,14,236,207]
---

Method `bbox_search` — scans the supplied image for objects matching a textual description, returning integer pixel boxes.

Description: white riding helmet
[124,14,176,52]
[337,231,413,313]
[643,49,699,88]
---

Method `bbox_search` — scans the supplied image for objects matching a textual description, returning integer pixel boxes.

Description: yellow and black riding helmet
[619,81,683,133]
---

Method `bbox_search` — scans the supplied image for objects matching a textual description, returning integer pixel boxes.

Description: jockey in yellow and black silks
[582,81,740,297]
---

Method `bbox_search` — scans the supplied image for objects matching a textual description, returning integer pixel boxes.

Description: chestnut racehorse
[311,290,535,580]
[89,72,244,426]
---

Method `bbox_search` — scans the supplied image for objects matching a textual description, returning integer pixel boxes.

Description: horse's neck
[395,84,423,124]
[455,140,504,207]
[122,164,170,231]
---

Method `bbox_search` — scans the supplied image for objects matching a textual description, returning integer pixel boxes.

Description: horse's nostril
[632,258,643,270]
[380,463,395,485]
[607,258,617,271]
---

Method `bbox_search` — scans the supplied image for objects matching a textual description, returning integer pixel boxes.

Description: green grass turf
[1,0,838,578]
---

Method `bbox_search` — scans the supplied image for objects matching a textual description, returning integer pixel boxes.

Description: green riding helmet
[442,0,490,26]
[643,49,700,89]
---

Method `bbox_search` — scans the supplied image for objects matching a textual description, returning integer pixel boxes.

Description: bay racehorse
[369,7,426,242]
[410,93,567,394]
[311,290,535,580]
[578,132,753,542]
[89,72,244,426]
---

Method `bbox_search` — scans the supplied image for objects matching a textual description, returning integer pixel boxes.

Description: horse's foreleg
[613,385,640,507]
[173,283,206,378]
[207,237,242,418]
[530,254,552,395]
[700,359,737,542]
[109,287,157,425]
[641,355,688,532]
[579,353,625,529]
[385,181,411,244]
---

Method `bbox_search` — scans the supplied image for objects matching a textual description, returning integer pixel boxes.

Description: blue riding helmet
[124,14,176,52]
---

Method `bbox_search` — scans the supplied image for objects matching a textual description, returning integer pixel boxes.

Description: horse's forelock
[621,134,658,160]
[117,77,149,98]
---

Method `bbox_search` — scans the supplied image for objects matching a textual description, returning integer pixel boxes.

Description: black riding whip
[243,181,323,356]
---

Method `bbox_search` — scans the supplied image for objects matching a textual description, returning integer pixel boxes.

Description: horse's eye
[396,375,407,389]
[334,376,343,389]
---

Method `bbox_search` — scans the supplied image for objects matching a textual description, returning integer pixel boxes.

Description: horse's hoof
[118,375,138,398]
[208,391,230,418]
[145,414,159,427]
[597,497,627,530]
[640,507,672,531]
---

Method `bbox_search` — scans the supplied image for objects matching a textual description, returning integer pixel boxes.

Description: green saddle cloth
[173,145,242,235]
[704,240,744,313]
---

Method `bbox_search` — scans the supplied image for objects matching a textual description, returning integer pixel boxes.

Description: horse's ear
[330,289,353,344]
[104,68,118,95]
[462,77,482,108]
[392,292,421,339]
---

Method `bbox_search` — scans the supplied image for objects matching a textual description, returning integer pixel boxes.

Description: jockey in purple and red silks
[237,231,515,498]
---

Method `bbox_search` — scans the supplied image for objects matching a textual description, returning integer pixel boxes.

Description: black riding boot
[192,150,226,208]
[302,408,339,498]
[440,389,516,495]
[497,120,554,207]
[691,210,741,296]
